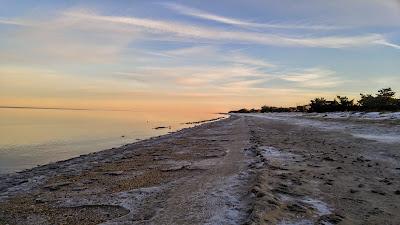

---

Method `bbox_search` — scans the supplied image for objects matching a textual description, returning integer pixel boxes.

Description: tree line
[229,88,400,113]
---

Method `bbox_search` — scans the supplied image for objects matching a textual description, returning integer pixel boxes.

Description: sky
[0,0,399,112]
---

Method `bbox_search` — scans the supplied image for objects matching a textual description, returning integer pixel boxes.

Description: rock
[43,181,72,191]
[153,156,169,161]
[324,179,334,185]
[105,171,124,176]
[154,126,168,130]
[356,157,365,162]
[286,203,306,213]
[35,197,46,203]
[323,156,335,161]
[371,190,386,195]
[350,189,358,193]
[256,191,266,198]
[72,186,87,191]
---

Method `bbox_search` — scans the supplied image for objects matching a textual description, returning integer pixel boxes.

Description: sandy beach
[1,114,399,225]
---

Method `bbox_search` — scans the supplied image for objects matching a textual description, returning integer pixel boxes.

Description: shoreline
[1,115,252,224]
[1,114,400,224]
[0,116,216,175]
[0,114,227,175]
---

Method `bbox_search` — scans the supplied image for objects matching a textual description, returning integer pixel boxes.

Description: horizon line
[0,105,137,112]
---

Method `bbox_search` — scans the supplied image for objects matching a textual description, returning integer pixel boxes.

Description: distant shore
[1,114,399,224]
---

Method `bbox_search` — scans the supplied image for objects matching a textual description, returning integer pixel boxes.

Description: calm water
[0,108,219,173]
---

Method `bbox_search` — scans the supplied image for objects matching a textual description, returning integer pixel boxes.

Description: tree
[359,88,398,111]
[309,98,328,112]
[261,105,271,113]
[337,96,355,111]
[236,108,250,113]
[228,108,250,113]
[377,88,395,98]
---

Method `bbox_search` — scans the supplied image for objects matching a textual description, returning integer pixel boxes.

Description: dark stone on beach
[286,203,306,213]
[72,186,87,191]
[350,189,358,193]
[105,171,124,176]
[153,156,169,161]
[356,157,365,162]
[394,190,400,195]
[256,191,266,198]
[371,190,386,195]
[322,157,334,161]
[15,179,28,185]
[35,198,46,203]
[43,181,72,191]
[154,126,168,130]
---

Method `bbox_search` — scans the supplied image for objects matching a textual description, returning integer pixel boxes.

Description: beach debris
[153,156,170,161]
[349,189,358,193]
[43,181,72,191]
[153,126,171,130]
[104,171,124,176]
[286,202,307,213]
[371,189,386,195]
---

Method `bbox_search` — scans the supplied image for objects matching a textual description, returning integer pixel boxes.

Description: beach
[1,114,399,225]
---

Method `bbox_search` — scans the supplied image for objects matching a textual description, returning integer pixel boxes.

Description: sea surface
[0,108,220,173]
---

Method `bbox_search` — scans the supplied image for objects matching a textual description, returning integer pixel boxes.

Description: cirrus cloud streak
[63,10,398,49]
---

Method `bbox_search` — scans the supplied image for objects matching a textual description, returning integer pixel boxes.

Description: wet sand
[1,114,399,225]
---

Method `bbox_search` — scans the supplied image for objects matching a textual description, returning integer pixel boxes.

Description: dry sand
[0,114,399,225]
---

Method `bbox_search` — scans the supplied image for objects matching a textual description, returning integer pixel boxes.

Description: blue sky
[1,0,399,111]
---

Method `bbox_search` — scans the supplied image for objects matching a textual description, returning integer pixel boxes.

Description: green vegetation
[229,88,400,113]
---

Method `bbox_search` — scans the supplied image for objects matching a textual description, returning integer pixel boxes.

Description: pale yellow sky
[1,1,399,112]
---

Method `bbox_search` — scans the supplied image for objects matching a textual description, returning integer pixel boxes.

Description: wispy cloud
[227,53,276,68]
[162,2,345,30]
[111,63,273,92]
[63,10,398,49]
[374,40,400,50]
[0,18,30,26]
[280,68,342,88]
[163,45,216,57]
[153,45,276,68]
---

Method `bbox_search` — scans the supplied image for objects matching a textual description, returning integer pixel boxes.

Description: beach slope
[1,114,399,225]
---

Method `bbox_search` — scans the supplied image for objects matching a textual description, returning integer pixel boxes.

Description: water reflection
[0,108,219,173]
